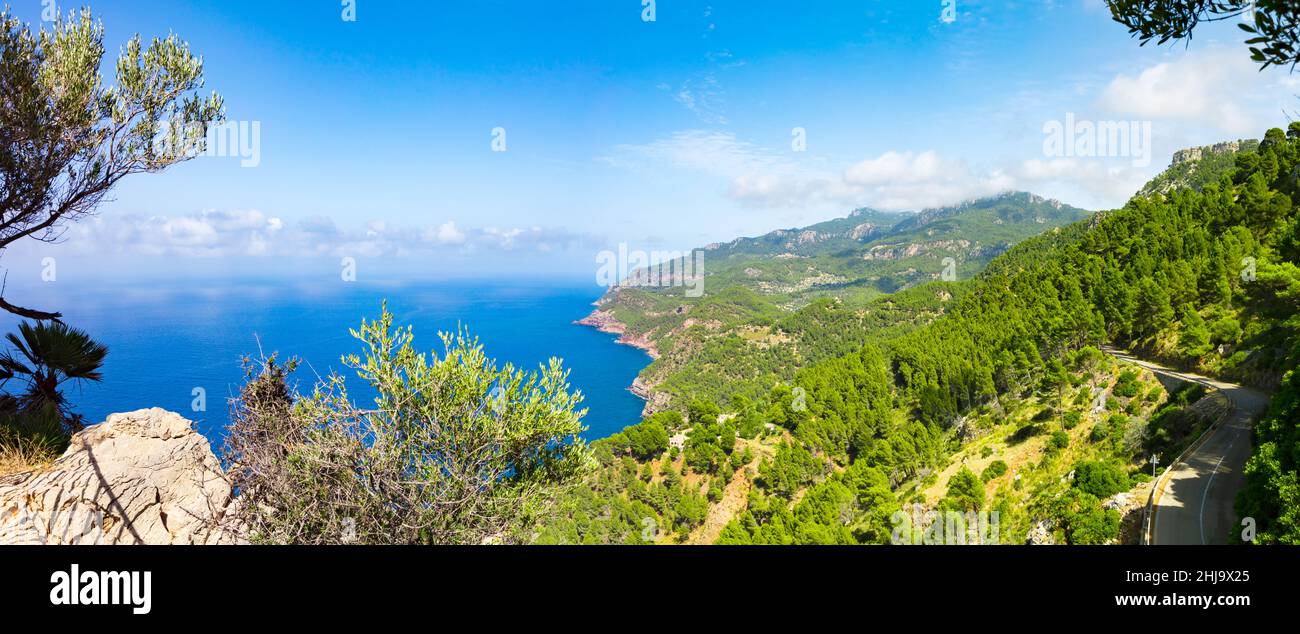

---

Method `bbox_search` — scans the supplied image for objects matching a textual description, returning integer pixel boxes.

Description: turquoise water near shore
[0,279,648,444]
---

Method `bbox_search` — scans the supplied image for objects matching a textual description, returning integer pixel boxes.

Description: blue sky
[5,0,1298,282]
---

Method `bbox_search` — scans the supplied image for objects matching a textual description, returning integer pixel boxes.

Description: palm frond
[10,322,107,382]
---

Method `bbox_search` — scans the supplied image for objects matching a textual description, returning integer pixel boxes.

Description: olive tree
[218,307,595,545]
[0,9,223,320]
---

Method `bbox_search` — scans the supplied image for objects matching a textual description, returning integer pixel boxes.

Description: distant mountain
[689,191,1091,307]
[582,191,1093,415]
[700,207,909,259]
[553,125,1300,547]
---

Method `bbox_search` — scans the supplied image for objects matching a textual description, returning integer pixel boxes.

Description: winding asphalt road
[1102,348,1270,545]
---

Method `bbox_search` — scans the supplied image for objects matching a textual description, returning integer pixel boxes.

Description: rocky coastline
[575,308,668,417]
[575,309,660,360]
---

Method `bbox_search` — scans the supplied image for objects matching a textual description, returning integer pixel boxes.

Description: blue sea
[0,279,649,444]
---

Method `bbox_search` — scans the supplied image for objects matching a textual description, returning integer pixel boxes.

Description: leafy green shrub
[1169,384,1207,407]
[607,418,670,459]
[1209,317,1241,344]
[1113,370,1142,398]
[1073,460,1131,498]
[737,408,764,439]
[219,307,594,545]
[688,399,721,426]
[1063,411,1082,430]
[1054,489,1120,545]
[1089,423,1110,443]
[981,460,1008,482]
[1239,369,1300,544]
[1048,431,1070,450]
[673,489,709,533]
[939,467,985,511]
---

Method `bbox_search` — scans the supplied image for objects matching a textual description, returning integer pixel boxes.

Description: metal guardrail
[1099,346,1265,545]
[1100,347,1225,546]
[1141,387,1234,545]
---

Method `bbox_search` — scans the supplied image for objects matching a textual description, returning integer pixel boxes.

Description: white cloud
[629,52,1300,212]
[843,151,945,186]
[1014,157,1150,204]
[1005,46,1300,207]
[28,210,591,259]
[1097,48,1266,136]
[607,131,1021,212]
[607,130,777,175]
[433,221,466,245]
[837,151,1018,210]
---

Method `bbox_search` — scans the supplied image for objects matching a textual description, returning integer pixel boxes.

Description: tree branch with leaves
[1107,0,1300,70]
[0,8,224,320]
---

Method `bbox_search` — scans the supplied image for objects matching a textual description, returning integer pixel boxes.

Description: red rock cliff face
[576,309,660,360]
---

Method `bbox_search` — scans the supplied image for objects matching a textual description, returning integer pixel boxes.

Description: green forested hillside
[1138,140,1260,197]
[545,126,1300,545]
[696,192,1089,305]
[592,193,1089,413]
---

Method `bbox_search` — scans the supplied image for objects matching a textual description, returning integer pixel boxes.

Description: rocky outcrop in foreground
[0,409,240,545]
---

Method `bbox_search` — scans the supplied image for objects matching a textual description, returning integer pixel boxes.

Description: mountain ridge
[549,124,1300,546]
[581,190,1094,416]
